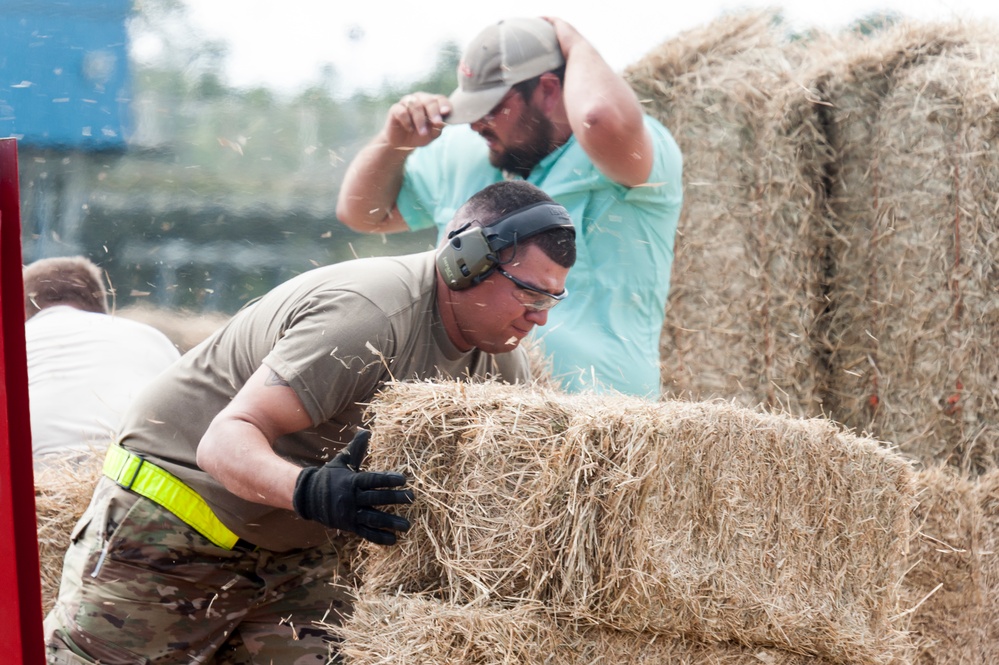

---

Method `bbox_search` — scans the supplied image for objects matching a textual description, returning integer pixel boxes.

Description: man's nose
[524,308,548,326]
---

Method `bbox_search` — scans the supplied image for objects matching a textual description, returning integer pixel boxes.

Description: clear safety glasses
[496,268,567,312]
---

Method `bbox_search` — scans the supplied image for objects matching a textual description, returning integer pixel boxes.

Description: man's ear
[535,73,564,113]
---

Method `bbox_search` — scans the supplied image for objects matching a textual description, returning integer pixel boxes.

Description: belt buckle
[232,538,257,553]
[123,456,145,490]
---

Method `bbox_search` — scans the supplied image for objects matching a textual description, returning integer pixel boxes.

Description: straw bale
[624,12,827,416]
[810,24,999,472]
[902,467,999,663]
[33,450,105,616]
[815,21,987,184]
[334,593,836,665]
[625,15,999,472]
[359,380,915,664]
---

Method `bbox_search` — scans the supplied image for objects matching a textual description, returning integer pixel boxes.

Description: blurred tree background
[15,0,457,313]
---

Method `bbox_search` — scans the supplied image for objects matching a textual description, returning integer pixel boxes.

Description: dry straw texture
[625,12,828,417]
[626,14,999,473]
[334,593,837,665]
[806,24,999,472]
[33,450,104,616]
[904,467,999,663]
[357,380,915,664]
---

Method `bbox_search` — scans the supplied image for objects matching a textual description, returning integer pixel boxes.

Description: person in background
[337,16,683,398]
[23,256,180,466]
[43,180,576,664]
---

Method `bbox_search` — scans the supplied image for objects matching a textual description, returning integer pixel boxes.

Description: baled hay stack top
[361,381,917,664]
[624,11,829,417]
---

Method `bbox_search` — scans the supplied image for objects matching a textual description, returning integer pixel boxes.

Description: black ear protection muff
[436,201,574,290]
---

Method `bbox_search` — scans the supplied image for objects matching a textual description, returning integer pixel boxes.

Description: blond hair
[23,256,109,319]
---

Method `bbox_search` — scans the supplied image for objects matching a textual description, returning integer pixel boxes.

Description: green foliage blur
[20,0,458,313]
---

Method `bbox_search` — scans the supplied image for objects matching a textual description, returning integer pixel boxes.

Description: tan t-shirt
[117,251,528,551]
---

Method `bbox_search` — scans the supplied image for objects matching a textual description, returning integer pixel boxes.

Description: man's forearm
[197,417,301,511]
[336,133,411,233]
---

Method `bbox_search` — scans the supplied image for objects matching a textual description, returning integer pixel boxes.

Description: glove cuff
[292,466,319,521]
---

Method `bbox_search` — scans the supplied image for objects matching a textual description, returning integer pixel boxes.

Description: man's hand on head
[386,92,451,148]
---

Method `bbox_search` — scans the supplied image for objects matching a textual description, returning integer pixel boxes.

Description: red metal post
[0,138,46,663]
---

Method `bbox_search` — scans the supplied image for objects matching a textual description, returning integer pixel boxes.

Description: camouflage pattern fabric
[44,477,354,664]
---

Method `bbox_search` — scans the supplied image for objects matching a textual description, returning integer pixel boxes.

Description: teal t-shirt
[398,117,683,397]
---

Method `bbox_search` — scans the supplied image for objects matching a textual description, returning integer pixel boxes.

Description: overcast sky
[153,0,999,95]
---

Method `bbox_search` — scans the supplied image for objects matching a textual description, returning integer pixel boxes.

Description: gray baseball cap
[445,17,565,125]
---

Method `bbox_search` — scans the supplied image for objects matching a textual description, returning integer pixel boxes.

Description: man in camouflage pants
[43,180,576,663]
[46,478,358,663]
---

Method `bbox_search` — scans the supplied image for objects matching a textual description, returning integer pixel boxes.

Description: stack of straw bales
[625,12,827,418]
[32,384,999,663]
[799,25,999,472]
[336,380,916,664]
[627,14,999,473]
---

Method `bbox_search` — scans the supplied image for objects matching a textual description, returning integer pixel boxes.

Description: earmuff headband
[436,201,574,291]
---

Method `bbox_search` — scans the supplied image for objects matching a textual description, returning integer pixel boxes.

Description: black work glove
[292,429,413,545]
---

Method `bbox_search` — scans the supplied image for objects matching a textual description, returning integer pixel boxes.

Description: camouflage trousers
[44,477,357,664]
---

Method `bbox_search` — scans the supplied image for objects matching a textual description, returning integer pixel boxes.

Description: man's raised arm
[336,91,451,233]
[548,17,654,189]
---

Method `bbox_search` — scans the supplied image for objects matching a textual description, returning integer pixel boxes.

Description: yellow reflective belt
[102,442,240,550]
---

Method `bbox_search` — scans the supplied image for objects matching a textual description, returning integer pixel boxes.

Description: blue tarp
[0,0,132,150]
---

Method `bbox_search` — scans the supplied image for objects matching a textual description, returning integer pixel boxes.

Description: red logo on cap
[458,60,473,79]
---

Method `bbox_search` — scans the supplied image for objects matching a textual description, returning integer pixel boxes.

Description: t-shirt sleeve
[263,291,396,426]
